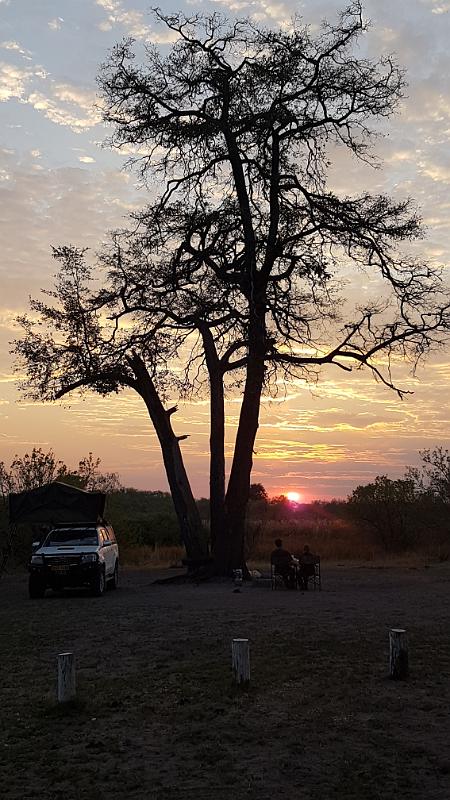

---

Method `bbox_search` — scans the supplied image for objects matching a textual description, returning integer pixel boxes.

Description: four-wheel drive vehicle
[28,523,119,598]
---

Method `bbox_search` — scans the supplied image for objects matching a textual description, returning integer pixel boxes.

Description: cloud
[0,40,32,59]
[0,148,141,306]
[95,0,179,43]
[0,62,101,135]
[78,155,96,163]
[26,83,101,132]
[48,18,64,31]
[0,62,31,101]
[421,0,450,12]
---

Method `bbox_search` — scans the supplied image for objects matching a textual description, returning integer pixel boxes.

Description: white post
[233,569,243,587]
[389,628,409,680]
[58,652,76,702]
[232,638,250,686]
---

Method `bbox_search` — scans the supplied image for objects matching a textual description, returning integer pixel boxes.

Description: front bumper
[29,560,100,587]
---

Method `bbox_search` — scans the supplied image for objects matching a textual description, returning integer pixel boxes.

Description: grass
[118,516,447,569]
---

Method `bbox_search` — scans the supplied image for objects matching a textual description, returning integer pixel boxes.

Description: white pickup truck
[28,523,119,598]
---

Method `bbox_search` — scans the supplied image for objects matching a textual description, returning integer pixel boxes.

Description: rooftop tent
[8,481,106,526]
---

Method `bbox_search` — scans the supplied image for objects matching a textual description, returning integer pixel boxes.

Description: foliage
[0,448,68,500]
[70,452,123,493]
[0,448,122,500]
[349,475,421,551]
[407,447,450,505]
[249,484,269,504]
[105,490,182,548]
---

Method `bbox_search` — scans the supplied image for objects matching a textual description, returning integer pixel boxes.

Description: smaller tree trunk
[128,354,207,561]
[219,308,266,575]
[201,328,226,552]
[389,628,409,680]
[58,652,76,703]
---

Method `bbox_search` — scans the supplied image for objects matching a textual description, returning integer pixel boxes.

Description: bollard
[58,652,76,702]
[389,629,409,680]
[233,569,243,588]
[232,638,250,686]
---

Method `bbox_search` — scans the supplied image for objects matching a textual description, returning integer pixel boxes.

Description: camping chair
[297,556,321,591]
[271,562,297,590]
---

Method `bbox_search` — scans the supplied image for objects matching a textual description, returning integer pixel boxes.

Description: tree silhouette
[13,2,450,574]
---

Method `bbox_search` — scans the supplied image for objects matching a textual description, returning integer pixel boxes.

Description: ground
[1,563,450,799]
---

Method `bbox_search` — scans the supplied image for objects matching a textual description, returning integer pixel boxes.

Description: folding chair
[271,563,297,590]
[297,556,321,591]
[271,563,282,590]
[312,556,321,590]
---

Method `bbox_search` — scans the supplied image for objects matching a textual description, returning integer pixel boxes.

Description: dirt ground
[1,563,450,800]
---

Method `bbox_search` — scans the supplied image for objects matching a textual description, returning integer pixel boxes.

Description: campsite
[1,1,450,797]
[2,562,450,799]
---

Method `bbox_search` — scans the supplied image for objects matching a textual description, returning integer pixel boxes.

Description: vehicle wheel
[29,576,46,598]
[109,561,119,590]
[91,568,106,597]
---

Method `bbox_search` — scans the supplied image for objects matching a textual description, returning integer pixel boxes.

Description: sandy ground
[1,563,450,799]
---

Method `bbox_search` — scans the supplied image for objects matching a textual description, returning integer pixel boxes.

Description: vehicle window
[108,528,116,543]
[44,529,99,547]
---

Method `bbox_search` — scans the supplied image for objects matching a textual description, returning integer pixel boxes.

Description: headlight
[31,554,44,565]
[81,553,98,563]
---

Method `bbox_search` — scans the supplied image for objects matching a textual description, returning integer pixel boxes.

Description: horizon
[1,0,449,501]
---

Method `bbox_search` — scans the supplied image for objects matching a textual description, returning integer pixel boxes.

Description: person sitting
[270,538,296,589]
[298,544,316,590]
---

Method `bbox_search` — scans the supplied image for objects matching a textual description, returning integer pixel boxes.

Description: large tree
[14,3,450,574]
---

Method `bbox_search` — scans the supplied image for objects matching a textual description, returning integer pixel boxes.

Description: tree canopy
[0,447,122,501]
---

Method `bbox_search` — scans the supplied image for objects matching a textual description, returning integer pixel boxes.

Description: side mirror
[31,541,41,552]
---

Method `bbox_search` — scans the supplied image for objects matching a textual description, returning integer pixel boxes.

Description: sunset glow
[286,491,302,504]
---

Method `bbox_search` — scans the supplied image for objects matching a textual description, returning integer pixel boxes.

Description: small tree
[349,475,420,551]
[407,447,450,505]
[249,484,269,504]
[0,448,68,499]
[13,247,207,561]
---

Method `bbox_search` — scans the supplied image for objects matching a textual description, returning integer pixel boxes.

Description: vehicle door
[98,527,114,577]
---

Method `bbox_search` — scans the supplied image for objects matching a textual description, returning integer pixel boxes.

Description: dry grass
[120,544,184,568]
[120,517,450,568]
[246,516,377,562]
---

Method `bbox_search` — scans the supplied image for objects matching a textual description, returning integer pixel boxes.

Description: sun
[286,491,301,503]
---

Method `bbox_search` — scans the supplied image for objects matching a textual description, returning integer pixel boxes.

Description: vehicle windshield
[44,529,99,547]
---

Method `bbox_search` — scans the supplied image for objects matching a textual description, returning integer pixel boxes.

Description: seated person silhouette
[270,538,296,589]
[298,545,316,590]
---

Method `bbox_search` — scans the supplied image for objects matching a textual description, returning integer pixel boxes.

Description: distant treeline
[1,447,450,567]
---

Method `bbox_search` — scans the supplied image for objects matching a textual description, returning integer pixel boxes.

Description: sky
[0,0,450,500]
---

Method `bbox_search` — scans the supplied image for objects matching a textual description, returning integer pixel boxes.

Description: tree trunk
[215,303,266,575]
[200,327,226,553]
[209,366,226,551]
[128,354,207,561]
